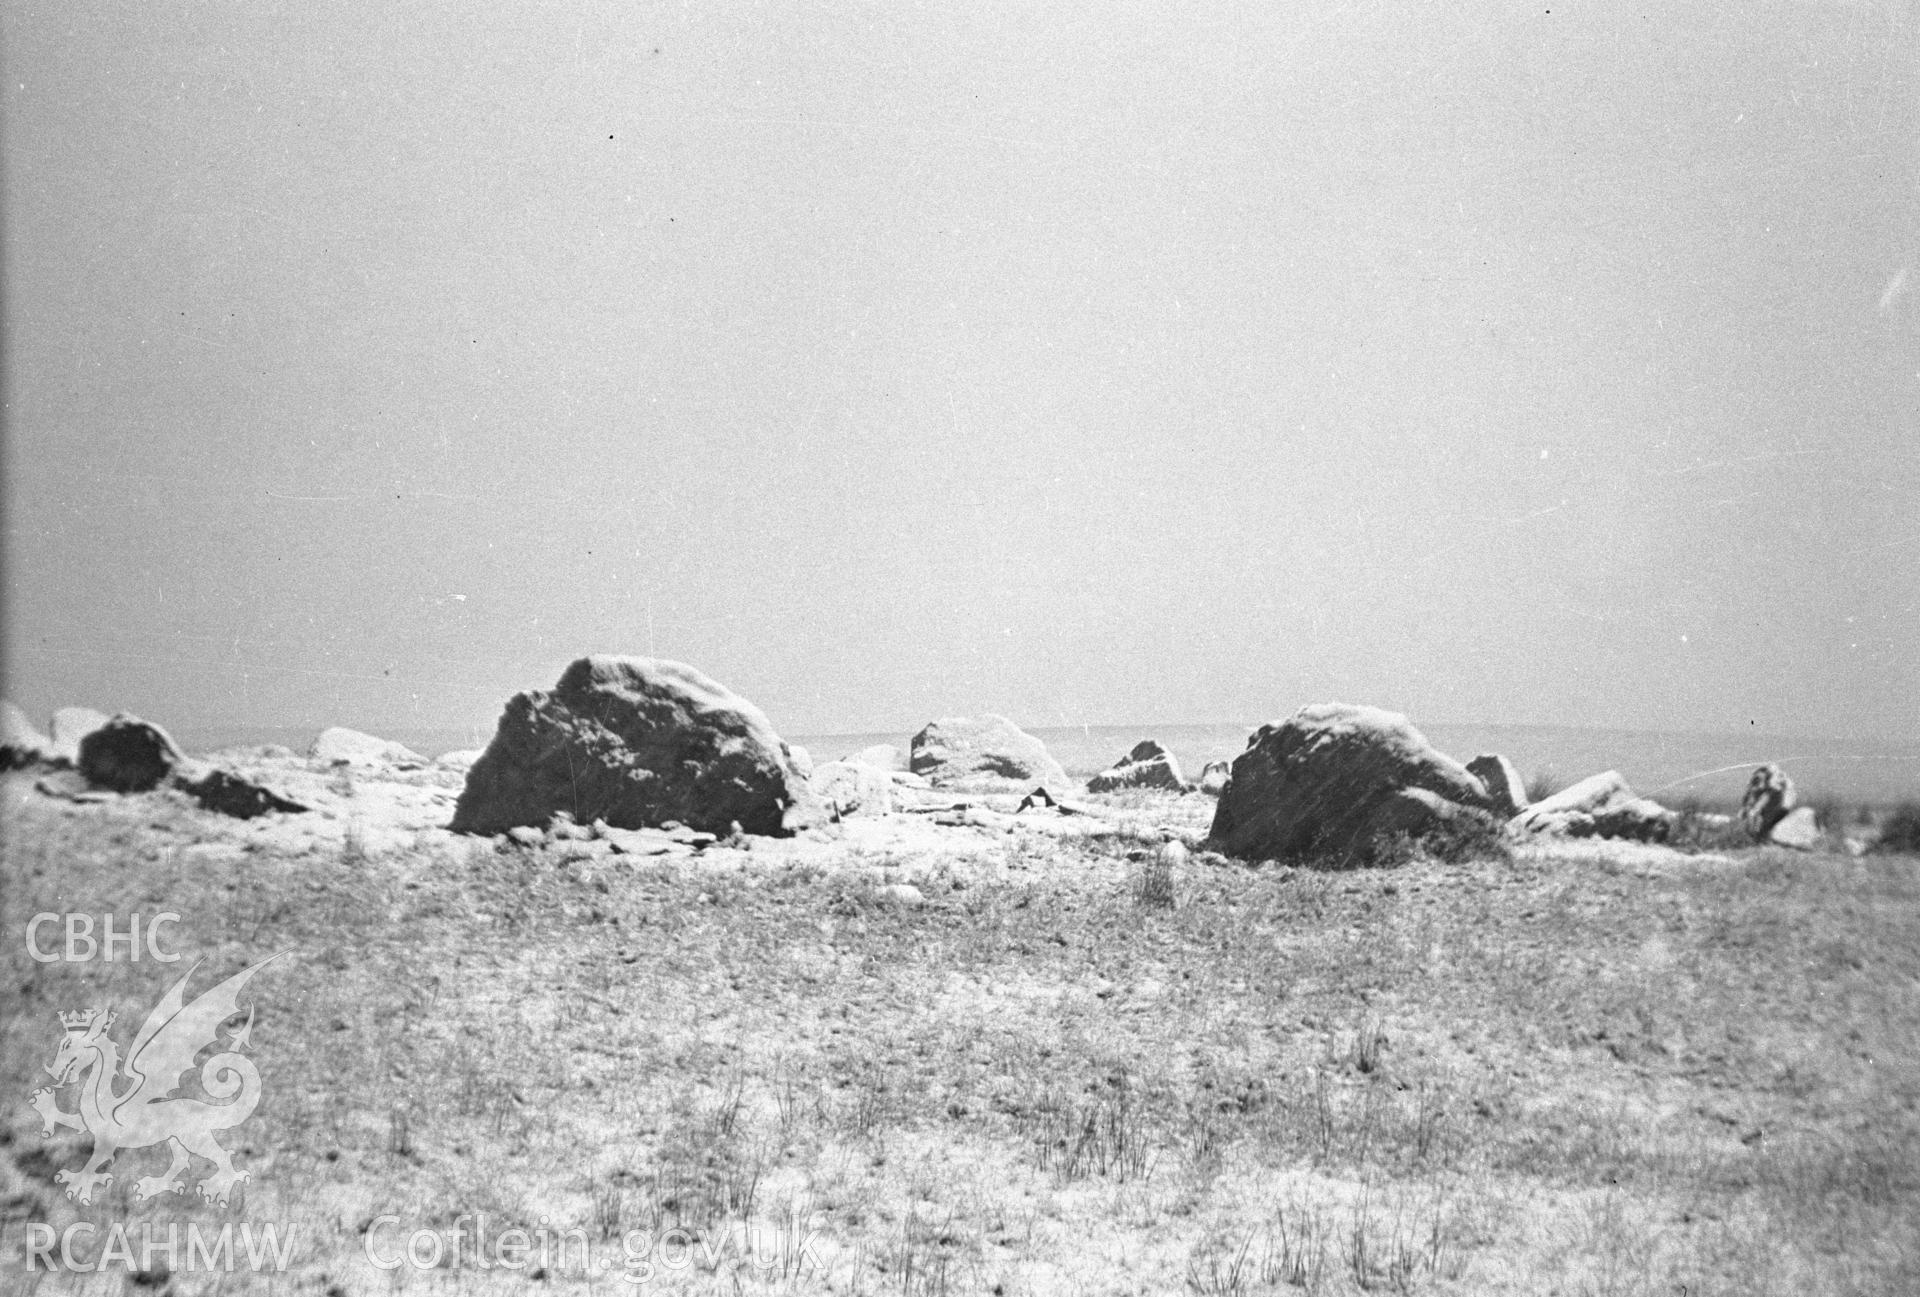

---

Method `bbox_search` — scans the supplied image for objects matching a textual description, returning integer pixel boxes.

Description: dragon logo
[29,955,281,1208]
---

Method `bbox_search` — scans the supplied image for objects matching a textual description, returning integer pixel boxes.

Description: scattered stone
[506,826,546,848]
[36,770,110,802]
[811,760,894,818]
[310,727,425,768]
[876,883,926,907]
[1739,764,1796,842]
[1466,754,1529,817]
[889,770,932,789]
[49,707,111,764]
[1087,739,1191,793]
[171,764,310,818]
[910,715,1069,789]
[78,715,189,793]
[594,823,713,855]
[451,656,823,837]
[785,744,814,779]
[1197,760,1232,797]
[845,744,905,771]
[1768,806,1820,850]
[1208,703,1498,863]
[1015,786,1100,817]
[1509,771,1675,843]
[2,701,54,768]
[547,812,593,841]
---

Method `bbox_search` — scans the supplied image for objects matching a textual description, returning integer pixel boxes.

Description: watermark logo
[28,954,281,1208]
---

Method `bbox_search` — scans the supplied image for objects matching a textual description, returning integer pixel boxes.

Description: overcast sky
[4,1,1916,744]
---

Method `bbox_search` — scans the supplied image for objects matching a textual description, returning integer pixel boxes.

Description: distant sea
[178,720,1920,809]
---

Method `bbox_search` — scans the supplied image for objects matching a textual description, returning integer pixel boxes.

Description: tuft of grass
[1133,849,1178,910]
[1670,798,1750,853]
[1524,766,1564,803]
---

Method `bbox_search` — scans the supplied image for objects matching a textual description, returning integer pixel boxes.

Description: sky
[3,0,1917,746]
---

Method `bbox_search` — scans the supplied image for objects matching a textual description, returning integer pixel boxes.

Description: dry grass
[3,778,1918,1294]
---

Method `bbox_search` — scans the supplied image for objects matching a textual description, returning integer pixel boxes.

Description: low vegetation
[3,785,1917,1294]
[1873,801,1920,855]
[1522,768,1563,804]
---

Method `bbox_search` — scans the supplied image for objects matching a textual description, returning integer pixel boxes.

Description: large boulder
[1207,703,1498,864]
[1739,764,1795,841]
[1466,754,1529,818]
[449,656,822,837]
[810,760,894,818]
[78,715,189,793]
[1509,771,1675,843]
[844,743,905,772]
[1087,739,1191,793]
[2,702,55,768]
[1197,760,1233,797]
[909,715,1068,789]
[49,707,111,764]
[310,726,424,768]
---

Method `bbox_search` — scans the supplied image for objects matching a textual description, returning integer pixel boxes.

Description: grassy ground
[3,781,1917,1294]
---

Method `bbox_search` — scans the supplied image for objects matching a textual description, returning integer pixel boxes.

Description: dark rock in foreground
[78,715,189,793]
[451,656,821,837]
[1509,771,1675,843]
[1208,703,1498,864]
[910,715,1068,789]
[1087,739,1191,793]
[172,764,311,818]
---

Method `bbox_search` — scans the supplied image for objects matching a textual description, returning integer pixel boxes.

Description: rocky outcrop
[810,760,893,818]
[1197,760,1232,797]
[77,715,190,793]
[49,707,111,764]
[1207,703,1499,864]
[1087,740,1191,793]
[435,749,485,771]
[909,715,1068,789]
[310,727,424,768]
[785,744,814,779]
[450,656,822,837]
[2,702,55,768]
[1739,764,1795,841]
[1466,754,1529,818]
[1508,771,1674,843]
